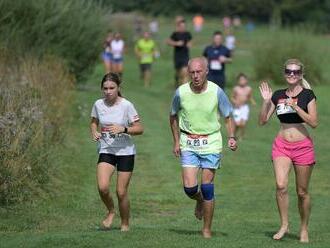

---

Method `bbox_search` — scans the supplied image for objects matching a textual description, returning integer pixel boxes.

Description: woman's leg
[293,165,313,243]
[116,171,133,231]
[97,162,116,228]
[273,157,292,240]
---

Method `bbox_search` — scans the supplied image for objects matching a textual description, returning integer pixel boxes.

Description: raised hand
[259,81,273,101]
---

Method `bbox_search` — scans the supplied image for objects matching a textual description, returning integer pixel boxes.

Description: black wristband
[124,127,128,134]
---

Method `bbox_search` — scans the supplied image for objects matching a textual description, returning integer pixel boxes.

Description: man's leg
[201,168,216,238]
[182,167,203,220]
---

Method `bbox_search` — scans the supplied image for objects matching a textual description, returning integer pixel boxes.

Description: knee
[297,189,309,199]
[184,185,198,199]
[276,184,288,195]
[201,183,214,201]
[116,189,127,200]
[98,186,109,196]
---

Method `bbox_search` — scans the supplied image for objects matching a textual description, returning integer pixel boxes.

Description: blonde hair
[284,58,311,89]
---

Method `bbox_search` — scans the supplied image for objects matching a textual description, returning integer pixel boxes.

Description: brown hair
[101,72,122,96]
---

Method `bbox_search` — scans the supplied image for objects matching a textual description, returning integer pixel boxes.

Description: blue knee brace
[184,185,198,198]
[201,183,214,201]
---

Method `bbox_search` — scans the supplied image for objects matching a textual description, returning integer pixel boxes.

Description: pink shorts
[272,136,315,166]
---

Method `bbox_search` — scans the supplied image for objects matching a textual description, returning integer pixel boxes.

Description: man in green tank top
[135,31,158,87]
[170,57,237,238]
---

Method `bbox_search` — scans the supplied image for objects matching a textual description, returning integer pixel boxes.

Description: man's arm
[170,115,180,157]
[224,116,237,151]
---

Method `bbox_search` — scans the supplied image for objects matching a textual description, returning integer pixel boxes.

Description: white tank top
[111,40,124,59]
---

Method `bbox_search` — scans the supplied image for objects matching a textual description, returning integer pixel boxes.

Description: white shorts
[233,104,250,123]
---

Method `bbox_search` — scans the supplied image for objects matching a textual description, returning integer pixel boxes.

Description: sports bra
[271,88,316,123]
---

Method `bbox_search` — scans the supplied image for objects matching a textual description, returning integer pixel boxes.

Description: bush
[0,49,74,205]
[253,28,325,85]
[0,0,108,78]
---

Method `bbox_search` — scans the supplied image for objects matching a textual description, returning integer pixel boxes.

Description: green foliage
[0,0,108,77]
[105,0,330,31]
[253,28,325,85]
[0,49,74,205]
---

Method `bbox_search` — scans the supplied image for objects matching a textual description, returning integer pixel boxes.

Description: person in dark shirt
[203,31,232,89]
[167,19,192,87]
[259,59,318,243]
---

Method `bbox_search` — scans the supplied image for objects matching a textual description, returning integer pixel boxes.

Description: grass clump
[0,49,74,205]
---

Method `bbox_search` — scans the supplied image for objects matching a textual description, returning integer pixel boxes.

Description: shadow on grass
[264,231,299,241]
[168,228,228,237]
[91,226,121,232]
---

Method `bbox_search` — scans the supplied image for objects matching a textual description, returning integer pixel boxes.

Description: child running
[231,73,256,140]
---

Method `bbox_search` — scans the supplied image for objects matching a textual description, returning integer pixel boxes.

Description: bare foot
[195,200,203,220]
[273,226,289,240]
[102,211,115,229]
[300,229,309,243]
[121,225,129,232]
[202,229,212,238]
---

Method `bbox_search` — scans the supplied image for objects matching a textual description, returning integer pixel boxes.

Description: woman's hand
[259,81,272,101]
[108,124,125,135]
[92,131,101,141]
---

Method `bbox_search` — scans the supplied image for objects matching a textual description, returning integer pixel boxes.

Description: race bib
[186,134,209,149]
[210,60,222,70]
[100,127,130,147]
[276,99,297,115]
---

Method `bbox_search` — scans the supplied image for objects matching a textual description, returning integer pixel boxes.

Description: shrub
[253,28,325,85]
[0,49,74,205]
[0,0,108,78]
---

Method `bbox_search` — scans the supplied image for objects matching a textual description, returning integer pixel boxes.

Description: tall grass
[252,28,325,85]
[0,49,74,205]
[0,0,108,78]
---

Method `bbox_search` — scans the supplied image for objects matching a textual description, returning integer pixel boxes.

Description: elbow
[138,126,144,135]
[310,120,318,129]
[258,118,267,126]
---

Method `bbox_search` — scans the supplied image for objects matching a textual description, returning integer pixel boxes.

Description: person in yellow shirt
[135,31,158,87]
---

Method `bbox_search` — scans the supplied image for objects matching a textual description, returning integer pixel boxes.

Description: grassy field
[1,18,330,247]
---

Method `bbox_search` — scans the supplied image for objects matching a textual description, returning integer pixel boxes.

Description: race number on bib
[276,99,297,115]
[186,134,209,149]
[210,60,222,70]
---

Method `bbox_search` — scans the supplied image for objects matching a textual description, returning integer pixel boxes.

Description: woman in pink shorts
[259,59,318,243]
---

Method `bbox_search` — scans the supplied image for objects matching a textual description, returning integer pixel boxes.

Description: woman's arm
[286,98,318,128]
[90,117,101,141]
[259,82,275,125]
[108,121,144,136]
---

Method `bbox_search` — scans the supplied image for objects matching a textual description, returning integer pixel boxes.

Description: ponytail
[301,78,311,89]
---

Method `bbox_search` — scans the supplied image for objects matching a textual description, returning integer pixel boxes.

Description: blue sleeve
[217,87,233,117]
[170,89,181,115]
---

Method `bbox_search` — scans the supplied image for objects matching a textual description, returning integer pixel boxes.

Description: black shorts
[97,153,135,172]
[140,63,152,72]
[174,57,189,70]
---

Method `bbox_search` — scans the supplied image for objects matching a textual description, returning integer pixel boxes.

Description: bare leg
[116,171,133,231]
[273,157,291,240]
[104,61,112,73]
[182,167,203,220]
[179,66,189,85]
[97,162,116,228]
[294,165,313,243]
[144,69,151,87]
[201,168,216,238]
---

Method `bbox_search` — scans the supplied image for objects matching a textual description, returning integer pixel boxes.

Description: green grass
[1,19,330,247]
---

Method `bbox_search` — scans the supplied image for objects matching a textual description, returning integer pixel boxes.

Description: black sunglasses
[284,69,302,76]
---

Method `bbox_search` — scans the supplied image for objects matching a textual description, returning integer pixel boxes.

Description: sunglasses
[284,69,302,76]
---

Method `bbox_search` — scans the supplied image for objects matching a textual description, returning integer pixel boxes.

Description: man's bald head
[188,57,208,71]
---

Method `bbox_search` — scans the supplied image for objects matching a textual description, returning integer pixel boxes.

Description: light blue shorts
[180,151,222,169]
